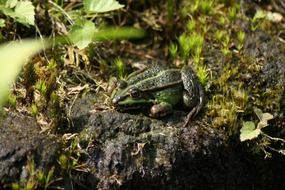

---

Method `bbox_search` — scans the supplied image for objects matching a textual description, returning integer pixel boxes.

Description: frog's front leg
[149,102,173,118]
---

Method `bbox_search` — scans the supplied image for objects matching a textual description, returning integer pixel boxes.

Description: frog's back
[135,68,181,91]
[127,60,171,85]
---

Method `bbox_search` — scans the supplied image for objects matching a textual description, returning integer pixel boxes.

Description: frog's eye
[117,80,128,89]
[128,87,141,98]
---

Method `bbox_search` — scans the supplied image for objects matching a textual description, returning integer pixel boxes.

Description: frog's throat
[117,97,154,106]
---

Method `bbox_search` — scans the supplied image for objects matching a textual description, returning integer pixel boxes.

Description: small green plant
[214,30,226,42]
[114,58,126,79]
[237,31,245,50]
[178,32,204,59]
[35,80,47,97]
[218,33,231,56]
[37,167,55,189]
[198,0,213,15]
[166,0,175,29]
[7,93,17,107]
[186,19,196,32]
[196,65,208,86]
[30,103,38,116]
[58,135,88,181]
[47,59,57,71]
[218,16,226,25]
[168,42,178,58]
[178,33,191,58]
[189,0,199,14]
[11,158,55,190]
[193,46,202,65]
[228,6,237,21]
[250,10,266,31]
[58,154,69,171]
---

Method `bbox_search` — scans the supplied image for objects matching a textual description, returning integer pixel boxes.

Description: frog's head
[110,79,152,109]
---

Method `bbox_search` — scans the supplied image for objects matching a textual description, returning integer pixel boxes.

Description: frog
[109,60,204,127]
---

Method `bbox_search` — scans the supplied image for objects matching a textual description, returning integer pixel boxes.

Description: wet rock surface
[72,105,285,190]
[0,112,60,187]
[76,109,224,189]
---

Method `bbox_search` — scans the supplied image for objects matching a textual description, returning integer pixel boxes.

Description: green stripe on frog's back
[133,68,182,91]
[127,63,170,85]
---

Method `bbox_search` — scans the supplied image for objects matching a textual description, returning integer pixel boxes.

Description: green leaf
[14,1,35,26]
[0,1,34,26]
[261,112,274,121]
[0,40,47,108]
[84,0,124,13]
[254,107,263,121]
[240,121,261,142]
[68,20,96,49]
[254,107,273,129]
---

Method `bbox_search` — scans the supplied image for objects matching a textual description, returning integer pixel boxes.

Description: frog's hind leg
[183,81,205,127]
[183,107,199,127]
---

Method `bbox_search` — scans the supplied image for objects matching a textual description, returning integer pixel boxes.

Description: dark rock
[74,109,224,189]
[0,112,60,187]
[243,30,285,115]
[73,109,285,190]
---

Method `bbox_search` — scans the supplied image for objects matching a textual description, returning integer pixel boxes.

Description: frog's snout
[112,96,119,105]
[112,95,126,105]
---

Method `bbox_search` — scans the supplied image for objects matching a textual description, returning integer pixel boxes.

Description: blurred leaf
[0,40,46,108]
[240,121,261,142]
[6,0,17,8]
[0,18,5,27]
[14,1,35,26]
[68,20,96,49]
[0,5,14,17]
[93,27,145,41]
[68,24,144,49]
[84,0,124,13]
